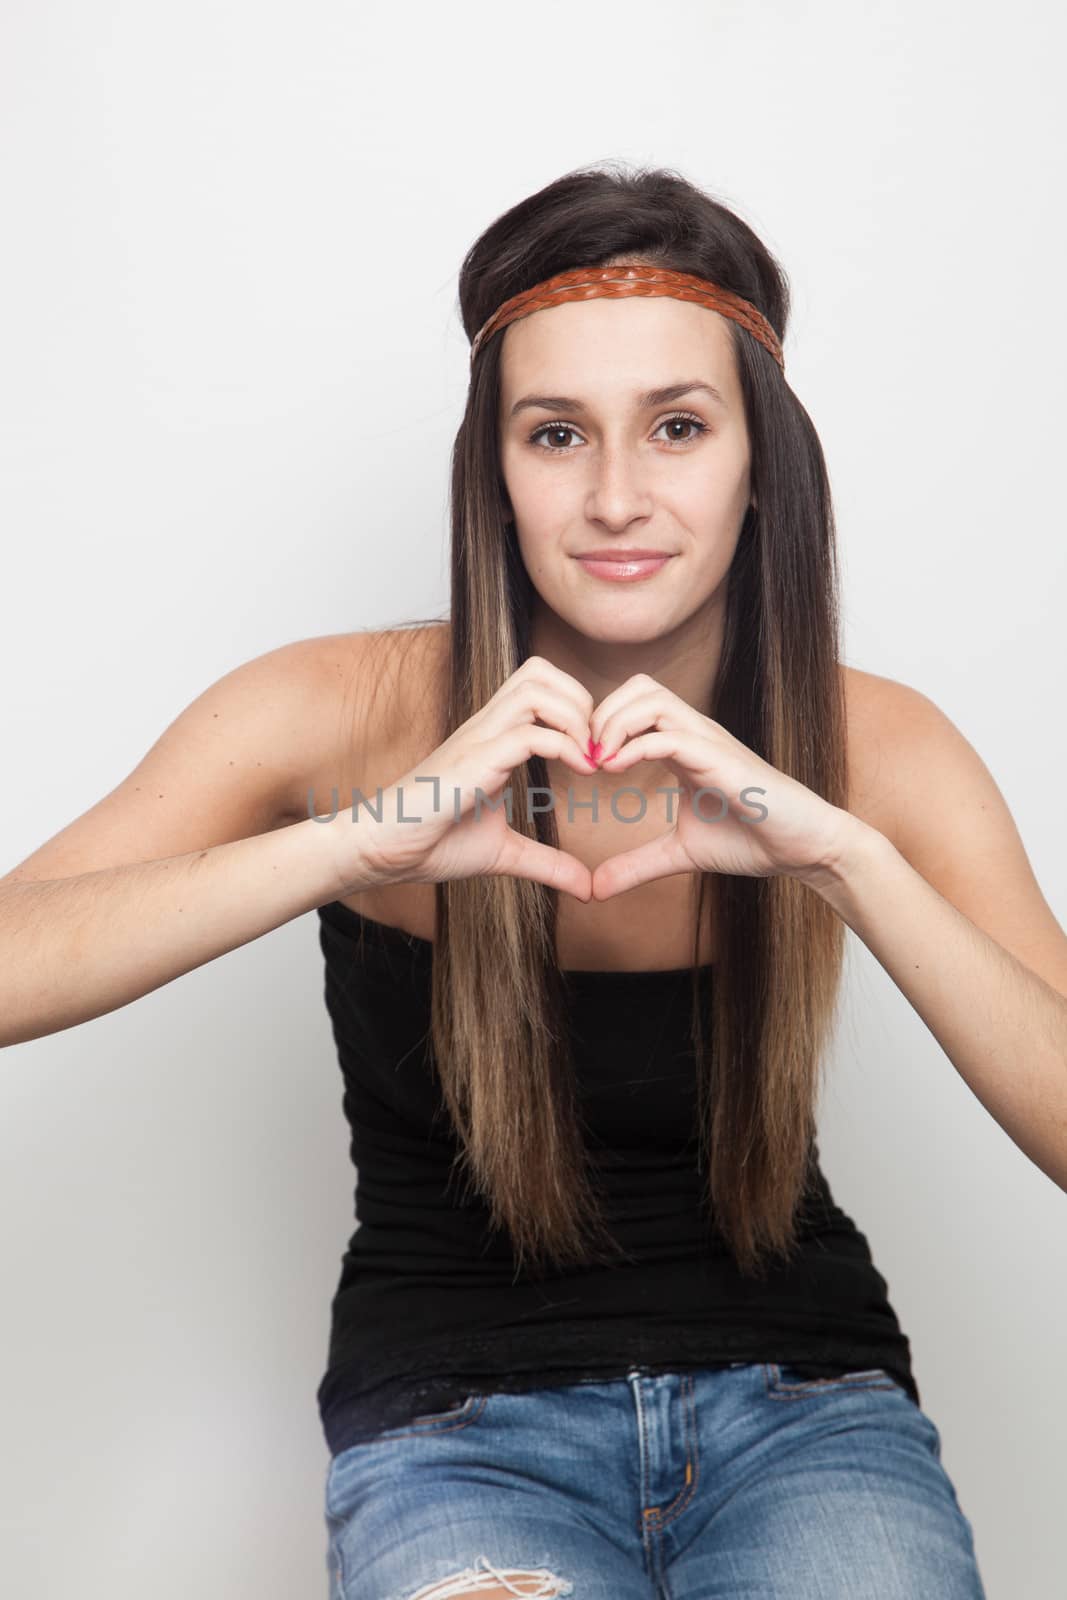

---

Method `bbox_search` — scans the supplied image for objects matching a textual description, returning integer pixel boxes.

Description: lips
[575,548,672,561]
[574,551,675,583]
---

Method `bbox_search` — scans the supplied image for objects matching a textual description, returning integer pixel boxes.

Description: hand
[587,673,853,901]
[327,657,599,900]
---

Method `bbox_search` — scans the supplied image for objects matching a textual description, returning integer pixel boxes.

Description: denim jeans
[323,1361,985,1598]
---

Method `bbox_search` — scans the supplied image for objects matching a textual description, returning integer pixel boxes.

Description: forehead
[497,293,740,402]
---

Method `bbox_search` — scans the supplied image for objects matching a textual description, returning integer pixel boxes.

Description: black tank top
[315,898,919,1457]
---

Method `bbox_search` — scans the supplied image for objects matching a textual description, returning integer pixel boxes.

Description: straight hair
[360,161,848,1282]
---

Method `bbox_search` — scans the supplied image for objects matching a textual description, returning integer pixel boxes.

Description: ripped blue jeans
[323,1361,985,1599]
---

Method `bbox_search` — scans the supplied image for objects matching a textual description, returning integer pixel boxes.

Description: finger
[602,730,762,828]
[484,682,595,760]
[588,675,668,743]
[398,726,592,834]
[597,728,710,783]
[594,689,703,762]
[489,723,598,779]
[591,830,693,899]
[488,829,593,901]
[476,656,595,735]
[516,655,596,724]
[448,724,596,820]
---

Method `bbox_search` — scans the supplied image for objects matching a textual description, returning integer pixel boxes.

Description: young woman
[6,164,1065,1599]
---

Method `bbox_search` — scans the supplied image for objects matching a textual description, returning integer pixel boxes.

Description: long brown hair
[389,161,847,1281]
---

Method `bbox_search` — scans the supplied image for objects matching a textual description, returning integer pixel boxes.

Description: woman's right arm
[0,635,370,1049]
[0,644,601,1049]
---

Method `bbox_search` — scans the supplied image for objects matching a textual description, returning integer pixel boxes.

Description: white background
[1,2,1065,1596]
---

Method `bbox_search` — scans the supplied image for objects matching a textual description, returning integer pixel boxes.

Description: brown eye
[527,413,709,452]
[529,424,579,450]
[653,415,707,444]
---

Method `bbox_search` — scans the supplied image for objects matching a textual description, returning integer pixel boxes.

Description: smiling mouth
[574,552,675,582]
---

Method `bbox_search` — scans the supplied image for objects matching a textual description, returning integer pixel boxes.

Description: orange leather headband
[469,262,784,373]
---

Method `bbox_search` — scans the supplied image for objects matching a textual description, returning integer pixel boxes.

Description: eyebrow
[507,379,727,421]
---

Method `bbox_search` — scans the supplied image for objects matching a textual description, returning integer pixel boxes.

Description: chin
[568,611,678,646]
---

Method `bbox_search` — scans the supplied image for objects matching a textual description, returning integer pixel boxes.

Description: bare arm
[0,819,357,1048]
[0,633,370,1049]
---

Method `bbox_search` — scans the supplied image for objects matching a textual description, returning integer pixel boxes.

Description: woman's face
[497,293,752,644]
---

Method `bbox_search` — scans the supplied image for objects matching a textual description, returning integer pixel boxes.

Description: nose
[586,443,654,530]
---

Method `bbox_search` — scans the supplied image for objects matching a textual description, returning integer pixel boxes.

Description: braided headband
[469,262,784,373]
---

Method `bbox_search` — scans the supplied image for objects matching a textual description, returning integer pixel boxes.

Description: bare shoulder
[293,620,450,823]
[840,661,1009,857]
[0,628,420,892]
[840,663,936,850]
[0,623,452,895]
[843,663,1067,998]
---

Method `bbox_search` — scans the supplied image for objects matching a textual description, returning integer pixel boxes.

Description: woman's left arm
[800,685,1067,1192]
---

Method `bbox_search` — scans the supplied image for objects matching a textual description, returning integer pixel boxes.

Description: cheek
[511,474,571,554]
[682,470,747,532]
[708,459,752,527]
[514,524,557,578]
[513,461,568,516]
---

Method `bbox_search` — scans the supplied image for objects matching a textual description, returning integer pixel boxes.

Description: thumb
[488,831,593,901]
[592,831,691,900]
